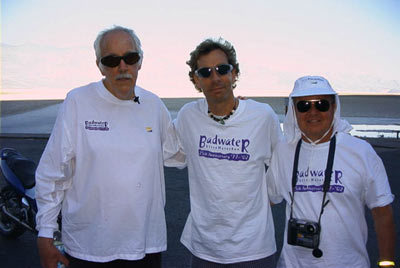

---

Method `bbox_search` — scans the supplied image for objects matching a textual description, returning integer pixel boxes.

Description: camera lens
[306,224,315,233]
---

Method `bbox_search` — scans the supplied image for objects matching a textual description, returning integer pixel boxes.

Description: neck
[102,79,135,100]
[301,126,334,145]
[207,97,237,116]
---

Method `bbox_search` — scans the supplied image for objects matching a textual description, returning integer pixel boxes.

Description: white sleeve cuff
[38,227,56,238]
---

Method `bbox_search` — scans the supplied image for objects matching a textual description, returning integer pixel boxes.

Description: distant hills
[1,43,400,100]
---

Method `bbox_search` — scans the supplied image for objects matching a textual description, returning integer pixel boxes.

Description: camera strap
[289,134,336,223]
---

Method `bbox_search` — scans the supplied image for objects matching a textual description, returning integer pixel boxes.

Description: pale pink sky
[1,0,400,100]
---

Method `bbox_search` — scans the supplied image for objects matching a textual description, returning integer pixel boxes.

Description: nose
[308,103,320,114]
[118,59,128,72]
[209,69,222,81]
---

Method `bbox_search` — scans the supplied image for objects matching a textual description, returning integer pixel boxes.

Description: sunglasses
[195,64,233,78]
[296,99,332,113]
[100,52,140,68]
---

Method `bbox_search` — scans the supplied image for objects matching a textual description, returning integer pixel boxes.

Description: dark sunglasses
[296,99,332,113]
[195,64,233,78]
[100,52,140,68]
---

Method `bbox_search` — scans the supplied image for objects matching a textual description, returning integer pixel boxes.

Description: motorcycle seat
[4,149,36,189]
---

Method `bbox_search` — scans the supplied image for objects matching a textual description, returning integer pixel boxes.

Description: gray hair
[93,25,143,61]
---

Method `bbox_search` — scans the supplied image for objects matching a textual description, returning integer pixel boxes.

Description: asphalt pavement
[0,136,399,268]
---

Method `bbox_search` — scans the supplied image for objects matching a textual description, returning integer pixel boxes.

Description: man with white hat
[266,76,395,268]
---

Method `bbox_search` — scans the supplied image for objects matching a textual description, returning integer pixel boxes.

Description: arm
[35,101,74,237]
[162,105,187,168]
[164,128,187,168]
[363,143,395,265]
[264,108,284,166]
[266,152,284,205]
[35,100,75,267]
[37,237,69,268]
[371,204,396,264]
[270,109,284,148]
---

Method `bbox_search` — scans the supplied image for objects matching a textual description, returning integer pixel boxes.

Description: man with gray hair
[36,25,177,268]
[267,76,395,268]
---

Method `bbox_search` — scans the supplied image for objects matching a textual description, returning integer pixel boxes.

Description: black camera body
[287,218,320,249]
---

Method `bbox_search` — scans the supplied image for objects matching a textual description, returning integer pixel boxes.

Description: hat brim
[290,88,337,98]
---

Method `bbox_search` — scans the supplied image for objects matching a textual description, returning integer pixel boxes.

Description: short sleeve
[363,147,394,209]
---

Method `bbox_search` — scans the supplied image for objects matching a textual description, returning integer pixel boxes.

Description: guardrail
[0,133,50,139]
[357,129,400,139]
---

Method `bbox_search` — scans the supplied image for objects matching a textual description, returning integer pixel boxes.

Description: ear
[231,68,239,88]
[193,74,202,92]
[292,99,302,120]
[96,60,106,76]
[232,68,238,79]
[137,54,143,70]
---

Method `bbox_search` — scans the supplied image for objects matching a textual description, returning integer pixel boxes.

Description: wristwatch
[378,261,395,267]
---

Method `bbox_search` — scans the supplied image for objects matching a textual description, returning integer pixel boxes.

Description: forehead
[293,95,334,102]
[197,49,228,67]
[101,30,136,56]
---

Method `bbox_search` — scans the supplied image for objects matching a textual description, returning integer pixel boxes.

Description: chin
[116,82,135,90]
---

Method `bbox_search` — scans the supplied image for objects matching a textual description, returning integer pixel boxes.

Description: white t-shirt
[174,98,283,264]
[36,80,178,262]
[267,132,394,268]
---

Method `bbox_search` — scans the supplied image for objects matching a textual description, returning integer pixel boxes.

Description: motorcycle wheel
[0,186,26,238]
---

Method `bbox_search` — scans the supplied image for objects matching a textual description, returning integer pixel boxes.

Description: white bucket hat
[290,76,337,97]
[284,75,352,144]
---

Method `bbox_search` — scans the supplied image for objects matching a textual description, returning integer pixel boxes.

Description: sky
[1,0,400,100]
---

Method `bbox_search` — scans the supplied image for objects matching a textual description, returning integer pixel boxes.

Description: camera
[287,218,320,249]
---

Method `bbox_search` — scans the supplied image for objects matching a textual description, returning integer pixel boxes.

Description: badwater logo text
[295,167,345,193]
[198,134,250,161]
[85,120,109,131]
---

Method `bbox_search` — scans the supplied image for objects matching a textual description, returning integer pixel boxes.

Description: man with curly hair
[171,38,283,267]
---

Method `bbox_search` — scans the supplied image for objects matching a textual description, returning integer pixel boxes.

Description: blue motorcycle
[0,148,38,238]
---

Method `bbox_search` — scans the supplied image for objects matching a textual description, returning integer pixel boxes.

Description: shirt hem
[182,240,276,264]
[65,246,167,262]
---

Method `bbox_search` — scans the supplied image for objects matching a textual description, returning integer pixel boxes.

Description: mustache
[116,73,133,80]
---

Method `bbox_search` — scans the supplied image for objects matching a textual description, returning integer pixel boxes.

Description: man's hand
[37,237,69,268]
